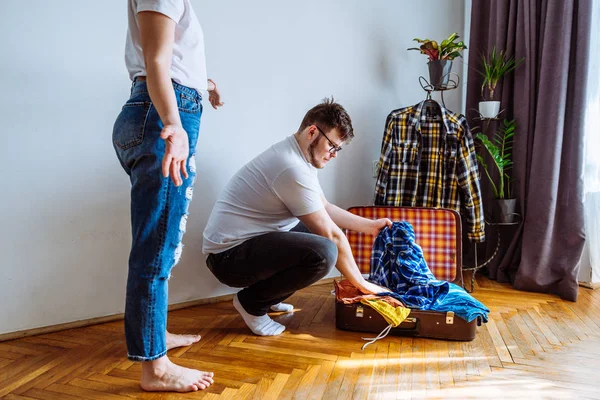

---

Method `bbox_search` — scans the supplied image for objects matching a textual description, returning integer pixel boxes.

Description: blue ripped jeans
[112,79,202,361]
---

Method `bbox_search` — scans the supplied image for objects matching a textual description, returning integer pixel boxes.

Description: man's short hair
[298,97,354,142]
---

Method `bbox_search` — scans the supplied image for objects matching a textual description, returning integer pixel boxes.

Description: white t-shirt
[125,0,208,92]
[203,136,325,254]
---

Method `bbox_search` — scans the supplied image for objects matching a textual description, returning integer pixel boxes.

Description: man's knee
[309,238,338,275]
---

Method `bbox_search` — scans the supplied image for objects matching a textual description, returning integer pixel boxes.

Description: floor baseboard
[0,277,340,343]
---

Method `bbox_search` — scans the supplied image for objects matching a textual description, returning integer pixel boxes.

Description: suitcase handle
[392,317,420,334]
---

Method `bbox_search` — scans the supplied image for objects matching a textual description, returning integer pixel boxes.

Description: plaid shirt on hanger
[374,101,485,242]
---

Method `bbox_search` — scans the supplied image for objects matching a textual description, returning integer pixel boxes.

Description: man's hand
[359,280,391,295]
[160,124,189,187]
[369,218,393,236]
[207,79,224,109]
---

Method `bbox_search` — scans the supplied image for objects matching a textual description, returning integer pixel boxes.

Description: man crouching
[202,98,391,336]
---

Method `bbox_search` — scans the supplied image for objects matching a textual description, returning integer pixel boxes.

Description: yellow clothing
[360,298,411,327]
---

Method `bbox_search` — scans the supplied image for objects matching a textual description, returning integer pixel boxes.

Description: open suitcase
[335,206,480,341]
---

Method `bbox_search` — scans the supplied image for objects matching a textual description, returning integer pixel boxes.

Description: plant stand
[418,74,459,108]
[461,213,522,292]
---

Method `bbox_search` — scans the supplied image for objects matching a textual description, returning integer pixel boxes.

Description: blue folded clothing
[370,222,489,323]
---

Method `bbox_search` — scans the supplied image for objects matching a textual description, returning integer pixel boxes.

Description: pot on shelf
[479,101,501,119]
[493,198,517,223]
[428,60,453,89]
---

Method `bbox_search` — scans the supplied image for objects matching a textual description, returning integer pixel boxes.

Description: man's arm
[298,208,388,295]
[322,196,392,235]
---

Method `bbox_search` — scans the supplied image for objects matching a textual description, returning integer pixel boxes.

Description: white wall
[0,0,465,334]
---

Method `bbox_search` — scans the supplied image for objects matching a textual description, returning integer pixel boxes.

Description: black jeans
[206,223,338,316]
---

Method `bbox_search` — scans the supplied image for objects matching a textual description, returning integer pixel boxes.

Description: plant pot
[479,101,501,119]
[428,60,453,89]
[493,198,517,223]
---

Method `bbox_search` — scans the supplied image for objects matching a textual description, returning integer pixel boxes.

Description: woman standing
[112,0,223,392]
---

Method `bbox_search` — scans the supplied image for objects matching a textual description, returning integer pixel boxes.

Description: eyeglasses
[315,125,343,154]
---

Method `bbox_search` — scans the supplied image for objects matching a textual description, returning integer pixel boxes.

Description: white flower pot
[479,101,501,119]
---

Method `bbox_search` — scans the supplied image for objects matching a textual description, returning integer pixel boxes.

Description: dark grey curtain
[466,0,591,301]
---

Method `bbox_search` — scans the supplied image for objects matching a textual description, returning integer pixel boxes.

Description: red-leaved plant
[408,32,467,61]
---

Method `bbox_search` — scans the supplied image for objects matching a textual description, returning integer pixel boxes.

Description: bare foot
[140,356,214,392]
[166,330,201,350]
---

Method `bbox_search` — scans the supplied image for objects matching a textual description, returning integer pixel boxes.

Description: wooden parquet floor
[2,274,600,399]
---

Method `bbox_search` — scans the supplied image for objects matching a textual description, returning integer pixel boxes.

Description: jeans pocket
[113,101,152,150]
[178,92,201,114]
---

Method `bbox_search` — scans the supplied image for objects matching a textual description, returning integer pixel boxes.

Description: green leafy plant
[479,47,524,100]
[475,119,515,199]
[407,32,467,61]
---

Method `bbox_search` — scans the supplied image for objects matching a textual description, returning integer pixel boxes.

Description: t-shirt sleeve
[272,167,324,217]
[136,0,185,23]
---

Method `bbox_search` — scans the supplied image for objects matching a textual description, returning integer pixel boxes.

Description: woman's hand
[160,124,189,187]
[207,79,224,109]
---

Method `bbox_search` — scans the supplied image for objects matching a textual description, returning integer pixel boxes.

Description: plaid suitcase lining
[345,207,458,282]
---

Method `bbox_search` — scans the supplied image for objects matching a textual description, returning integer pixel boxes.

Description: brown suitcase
[335,206,480,341]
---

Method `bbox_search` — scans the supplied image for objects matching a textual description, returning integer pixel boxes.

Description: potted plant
[478,47,524,118]
[475,119,517,223]
[408,32,467,89]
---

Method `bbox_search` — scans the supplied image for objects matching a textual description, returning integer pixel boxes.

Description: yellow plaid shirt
[374,101,485,242]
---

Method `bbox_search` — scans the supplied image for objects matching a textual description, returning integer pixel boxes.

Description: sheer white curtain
[580,0,600,284]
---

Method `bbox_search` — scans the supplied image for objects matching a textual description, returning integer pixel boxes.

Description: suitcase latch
[356,305,364,318]
[446,311,454,324]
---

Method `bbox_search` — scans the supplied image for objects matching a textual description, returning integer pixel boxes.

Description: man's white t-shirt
[125,0,208,92]
[203,136,325,254]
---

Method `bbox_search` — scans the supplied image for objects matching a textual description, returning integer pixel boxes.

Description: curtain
[466,0,592,301]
